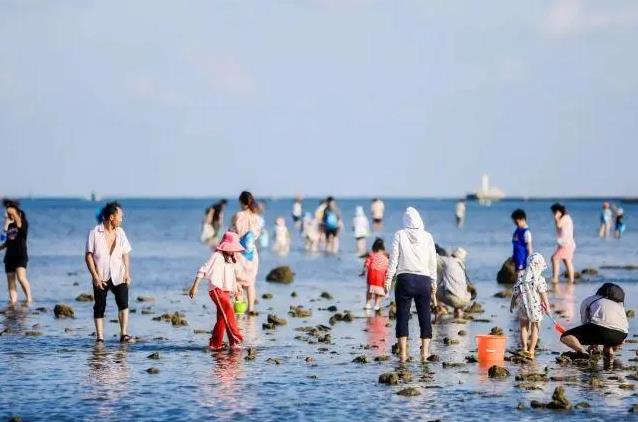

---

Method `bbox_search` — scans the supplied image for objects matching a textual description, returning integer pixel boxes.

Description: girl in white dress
[510,253,551,358]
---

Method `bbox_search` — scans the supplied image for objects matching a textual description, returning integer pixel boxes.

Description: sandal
[119,334,135,343]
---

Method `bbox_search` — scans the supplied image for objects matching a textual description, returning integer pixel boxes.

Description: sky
[0,0,637,198]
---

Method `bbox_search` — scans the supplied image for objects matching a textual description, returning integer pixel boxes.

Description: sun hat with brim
[452,247,468,261]
[216,231,245,253]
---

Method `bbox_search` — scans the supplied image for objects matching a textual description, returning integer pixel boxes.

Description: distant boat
[89,191,100,202]
[466,174,505,205]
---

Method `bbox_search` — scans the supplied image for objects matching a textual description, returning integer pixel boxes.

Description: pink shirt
[197,251,242,292]
[86,224,132,285]
[556,214,575,247]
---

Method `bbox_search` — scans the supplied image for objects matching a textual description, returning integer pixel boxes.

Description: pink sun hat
[216,231,245,253]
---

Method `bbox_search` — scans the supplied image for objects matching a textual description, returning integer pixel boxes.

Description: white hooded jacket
[385,207,437,289]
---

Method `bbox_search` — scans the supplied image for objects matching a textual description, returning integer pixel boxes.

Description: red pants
[209,288,243,349]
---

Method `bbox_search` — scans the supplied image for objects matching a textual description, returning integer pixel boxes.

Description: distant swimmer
[455,199,466,229]
[598,202,612,239]
[291,197,303,231]
[614,207,626,239]
[273,217,291,255]
[370,198,385,230]
[352,206,371,256]
[322,197,342,254]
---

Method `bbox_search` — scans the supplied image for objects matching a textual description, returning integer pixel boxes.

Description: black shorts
[5,256,28,273]
[561,323,627,347]
[325,228,339,238]
[93,279,129,318]
[373,218,382,224]
[292,215,301,222]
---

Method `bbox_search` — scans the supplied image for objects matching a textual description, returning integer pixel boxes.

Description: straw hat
[216,231,245,253]
[452,247,468,261]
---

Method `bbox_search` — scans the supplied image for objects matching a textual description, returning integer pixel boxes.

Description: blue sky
[1,0,637,198]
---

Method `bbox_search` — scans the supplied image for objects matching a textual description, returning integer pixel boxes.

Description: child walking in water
[361,238,388,311]
[511,209,532,276]
[273,217,291,255]
[510,253,550,358]
[188,231,245,351]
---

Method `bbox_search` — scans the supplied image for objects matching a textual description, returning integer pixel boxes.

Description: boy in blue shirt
[511,209,533,274]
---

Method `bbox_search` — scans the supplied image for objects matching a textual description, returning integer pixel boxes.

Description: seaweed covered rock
[397,387,420,396]
[352,355,368,364]
[494,289,512,299]
[75,294,94,302]
[497,257,517,285]
[490,326,505,336]
[245,347,257,361]
[266,266,294,284]
[267,314,287,326]
[289,305,312,318]
[465,302,484,314]
[546,386,571,410]
[54,304,75,319]
[170,312,188,326]
[379,372,400,385]
[320,291,333,300]
[262,293,273,299]
[488,365,510,378]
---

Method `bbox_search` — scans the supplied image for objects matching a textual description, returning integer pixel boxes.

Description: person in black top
[1,199,32,304]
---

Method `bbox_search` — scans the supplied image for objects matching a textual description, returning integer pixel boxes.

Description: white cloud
[543,0,638,37]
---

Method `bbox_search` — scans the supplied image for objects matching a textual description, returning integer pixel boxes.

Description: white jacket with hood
[385,207,437,289]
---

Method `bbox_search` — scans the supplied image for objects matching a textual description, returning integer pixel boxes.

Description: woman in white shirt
[385,207,438,362]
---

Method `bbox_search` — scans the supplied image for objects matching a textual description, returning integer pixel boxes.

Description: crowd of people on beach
[0,195,632,363]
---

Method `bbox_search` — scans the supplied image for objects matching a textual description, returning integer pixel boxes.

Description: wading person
[85,202,133,343]
[385,207,438,362]
[1,199,32,305]
[550,203,576,284]
[231,191,261,314]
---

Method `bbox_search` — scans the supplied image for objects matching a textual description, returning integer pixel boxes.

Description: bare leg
[603,345,614,357]
[374,295,382,309]
[565,259,575,283]
[246,284,256,313]
[118,309,129,336]
[15,267,32,304]
[6,272,18,305]
[454,307,464,319]
[398,336,408,362]
[560,334,587,354]
[519,320,529,352]
[94,318,105,341]
[420,338,430,361]
[333,236,340,254]
[528,322,539,357]
[551,254,560,284]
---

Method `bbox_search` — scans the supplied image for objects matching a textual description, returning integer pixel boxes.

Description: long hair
[239,191,258,213]
[3,199,27,225]
[222,251,237,264]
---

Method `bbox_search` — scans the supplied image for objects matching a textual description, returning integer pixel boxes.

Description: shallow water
[2,198,638,421]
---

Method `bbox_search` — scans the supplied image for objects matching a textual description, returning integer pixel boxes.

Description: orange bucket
[476,335,507,362]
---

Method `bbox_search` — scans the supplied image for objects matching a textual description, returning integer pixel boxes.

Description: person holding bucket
[188,231,246,351]
[384,207,438,363]
[510,253,551,359]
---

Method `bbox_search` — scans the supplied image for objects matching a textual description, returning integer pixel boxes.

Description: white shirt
[455,202,466,218]
[292,202,302,218]
[353,215,370,238]
[386,208,437,288]
[86,224,132,285]
[197,251,241,292]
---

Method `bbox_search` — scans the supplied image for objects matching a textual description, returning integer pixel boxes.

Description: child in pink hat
[188,231,246,350]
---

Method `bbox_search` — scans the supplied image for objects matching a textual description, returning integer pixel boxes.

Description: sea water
[1,198,637,421]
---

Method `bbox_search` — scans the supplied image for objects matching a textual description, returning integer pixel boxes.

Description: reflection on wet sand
[365,314,389,356]
[84,344,130,419]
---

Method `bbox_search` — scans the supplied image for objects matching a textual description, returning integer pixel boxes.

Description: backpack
[596,282,624,303]
[324,210,339,230]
